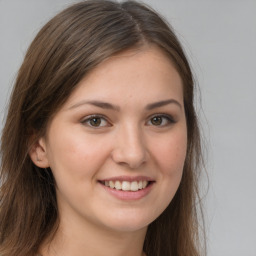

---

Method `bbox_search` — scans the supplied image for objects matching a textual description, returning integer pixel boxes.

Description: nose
[111,125,148,169]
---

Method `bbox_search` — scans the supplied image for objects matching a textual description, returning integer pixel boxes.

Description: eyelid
[146,113,176,126]
[80,113,176,128]
[81,114,112,128]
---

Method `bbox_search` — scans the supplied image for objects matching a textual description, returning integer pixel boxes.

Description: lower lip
[99,182,154,200]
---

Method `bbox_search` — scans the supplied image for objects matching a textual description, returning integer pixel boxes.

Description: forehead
[63,45,183,108]
[84,46,180,82]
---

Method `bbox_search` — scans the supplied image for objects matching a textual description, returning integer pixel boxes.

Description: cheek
[154,131,187,176]
[147,131,187,219]
[46,131,111,180]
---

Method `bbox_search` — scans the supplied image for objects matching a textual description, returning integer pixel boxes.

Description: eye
[147,114,175,127]
[81,115,110,128]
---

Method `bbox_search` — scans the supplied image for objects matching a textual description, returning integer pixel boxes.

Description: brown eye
[89,117,102,127]
[151,116,163,126]
[147,115,174,127]
[82,115,109,128]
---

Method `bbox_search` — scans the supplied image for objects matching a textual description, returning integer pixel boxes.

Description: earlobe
[29,137,50,168]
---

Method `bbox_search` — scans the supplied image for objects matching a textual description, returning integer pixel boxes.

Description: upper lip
[99,175,155,182]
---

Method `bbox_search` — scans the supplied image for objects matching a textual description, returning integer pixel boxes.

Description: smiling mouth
[99,180,153,192]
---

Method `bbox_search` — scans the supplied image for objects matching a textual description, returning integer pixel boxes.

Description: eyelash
[81,114,110,128]
[81,114,175,128]
[146,114,176,127]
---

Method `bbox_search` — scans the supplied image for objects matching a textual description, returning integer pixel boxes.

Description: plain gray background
[0,0,255,255]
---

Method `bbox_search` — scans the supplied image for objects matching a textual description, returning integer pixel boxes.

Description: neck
[39,215,147,256]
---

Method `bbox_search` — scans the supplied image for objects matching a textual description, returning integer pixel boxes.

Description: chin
[99,209,159,233]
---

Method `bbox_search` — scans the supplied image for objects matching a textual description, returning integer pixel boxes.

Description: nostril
[111,149,147,169]
[111,130,148,168]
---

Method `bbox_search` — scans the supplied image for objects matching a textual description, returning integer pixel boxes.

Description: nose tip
[111,128,148,169]
[112,148,147,169]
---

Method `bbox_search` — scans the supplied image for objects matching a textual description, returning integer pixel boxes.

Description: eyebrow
[145,99,182,110]
[68,100,120,111]
[68,99,182,111]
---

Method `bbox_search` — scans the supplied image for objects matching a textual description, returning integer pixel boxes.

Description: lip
[100,175,154,182]
[98,176,155,201]
[99,181,154,200]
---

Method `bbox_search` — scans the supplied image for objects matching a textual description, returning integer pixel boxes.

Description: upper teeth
[104,180,148,191]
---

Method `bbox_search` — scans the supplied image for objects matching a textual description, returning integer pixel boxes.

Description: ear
[29,137,50,168]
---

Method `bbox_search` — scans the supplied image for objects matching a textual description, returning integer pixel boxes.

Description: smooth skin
[30,46,187,256]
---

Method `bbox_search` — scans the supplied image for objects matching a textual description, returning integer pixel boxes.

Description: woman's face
[34,46,187,233]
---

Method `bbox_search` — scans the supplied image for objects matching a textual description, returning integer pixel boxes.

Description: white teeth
[115,181,122,190]
[130,181,139,191]
[142,181,147,189]
[109,181,115,189]
[122,181,131,191]
[103,180,149,191]
[138,181,143,189]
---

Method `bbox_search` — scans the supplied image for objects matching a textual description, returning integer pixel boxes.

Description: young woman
[0,1,205,255]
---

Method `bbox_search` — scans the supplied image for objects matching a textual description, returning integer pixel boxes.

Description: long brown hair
[0,1,205,255]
